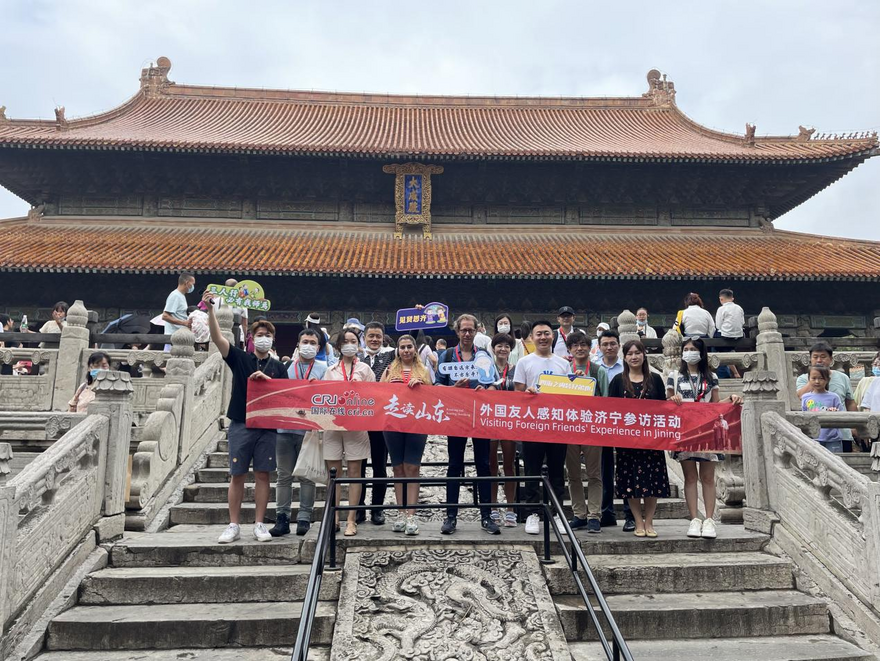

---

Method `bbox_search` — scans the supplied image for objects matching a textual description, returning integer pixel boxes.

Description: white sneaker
[253,522,272,542]
[392,518,406,533]
[701,518,717,539]
[525,514,541,535]
[405,516,420,536]
[687,518,702,538]
[218,523,240,544]
[554,515,569,536]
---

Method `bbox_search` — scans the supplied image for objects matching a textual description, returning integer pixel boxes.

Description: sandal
[344,521,357,537]
[634,528,647,537]
[645,528,658,538]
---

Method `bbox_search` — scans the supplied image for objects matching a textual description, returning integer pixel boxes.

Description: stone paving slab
[555,589,830,640]
[568,635,873,660]
[543,551,794,594]
[81,564,340,604]
[111,527,302,567]
[47,601,336,650]
[36,648,330,661]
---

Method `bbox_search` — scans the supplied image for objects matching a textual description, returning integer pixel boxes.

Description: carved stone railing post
[165,327,196,463]
[0,443,11,484]
[755,307,795,409]
[89,370,134,519]
[617,309,639,346]
[213,302,234,413]
[51,300,90,411]
[740,371,786,531]
[661,327,682,378]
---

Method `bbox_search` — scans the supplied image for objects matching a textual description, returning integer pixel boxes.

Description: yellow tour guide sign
[537,374,597,397]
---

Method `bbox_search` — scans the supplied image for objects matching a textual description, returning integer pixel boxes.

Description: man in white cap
[305,313,336,364]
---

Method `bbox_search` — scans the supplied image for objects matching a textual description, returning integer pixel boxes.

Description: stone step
[111,525,303,567]
[197,467,279,483]
[170,501,325,525]
[80,564,340,604]
[543,551,793,595]
[37,648,330,661]
[46,601,336,650]
[567,635,873,660]
[300,519,770,563]
[555,590,829,641]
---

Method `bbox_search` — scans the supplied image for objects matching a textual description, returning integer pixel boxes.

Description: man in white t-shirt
[161,274,195,349]
[514,319,571,535]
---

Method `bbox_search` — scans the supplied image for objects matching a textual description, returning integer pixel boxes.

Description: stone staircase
[32,432,876,660]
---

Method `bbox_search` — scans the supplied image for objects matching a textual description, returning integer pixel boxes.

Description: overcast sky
[1,0,877,240]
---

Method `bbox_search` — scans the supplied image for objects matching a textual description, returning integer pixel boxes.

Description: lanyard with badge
[340,357,358,382]
[296,361,314,381]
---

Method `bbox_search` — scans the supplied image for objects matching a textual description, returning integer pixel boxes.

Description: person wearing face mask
[590,322,610,362]
[68,351,110,413]
[162,274,195,351]
[271,328,328,537]
[667,338,742,539]
[494,315,522,366]
[322,328,376,537]
[857,352,880,414]
[635,308,657,339]
[303,314,336,365]
[356,322,395,526]
[203,292,288,545]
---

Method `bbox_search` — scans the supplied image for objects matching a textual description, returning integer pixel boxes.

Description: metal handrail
[290,469,632,661]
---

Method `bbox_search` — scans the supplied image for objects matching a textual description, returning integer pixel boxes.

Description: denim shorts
[227,421,277,475]
[384,432,428,467]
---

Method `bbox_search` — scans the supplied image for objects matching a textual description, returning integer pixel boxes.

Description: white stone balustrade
[0,348,58,412]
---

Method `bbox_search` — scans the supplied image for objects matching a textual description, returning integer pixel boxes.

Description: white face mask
[365,346,379,355]
[298,344,318,360]
[253,336,273,353]
[341,343,359,357]
[497,324,511,334]
[682,350,701,365]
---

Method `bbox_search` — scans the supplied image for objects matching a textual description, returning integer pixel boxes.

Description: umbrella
[99,314,153,349]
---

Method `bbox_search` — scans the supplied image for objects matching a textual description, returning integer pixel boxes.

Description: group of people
[203,287,754,546]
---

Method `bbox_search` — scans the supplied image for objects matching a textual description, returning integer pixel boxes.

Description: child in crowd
[801,365,843,453]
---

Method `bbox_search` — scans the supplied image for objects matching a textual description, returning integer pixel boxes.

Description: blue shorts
[228,421,277,475]
[384,432,428,467]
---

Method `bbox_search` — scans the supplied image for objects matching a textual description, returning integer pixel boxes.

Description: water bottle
[20,315,28,333]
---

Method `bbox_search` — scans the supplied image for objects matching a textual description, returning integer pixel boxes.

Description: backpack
[672,310,685,335]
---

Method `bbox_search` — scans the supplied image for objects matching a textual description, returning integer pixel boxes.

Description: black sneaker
[622,518,636,533]
[269,513,290,537]
[569,516,590,530]
[295,520,310,536]
[441,516,457,535]
[481,518,501,535]
[600,513,618,527]
[586,519,602,534]
[370,511,386,525]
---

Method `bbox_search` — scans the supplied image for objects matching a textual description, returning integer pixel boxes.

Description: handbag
[672,309,685,335]
[292,430,329,485]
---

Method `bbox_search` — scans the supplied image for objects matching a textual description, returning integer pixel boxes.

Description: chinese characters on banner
[206,280,271,312]
[246,381,741,453]
[537,374,597,396]
[437,353,498,385]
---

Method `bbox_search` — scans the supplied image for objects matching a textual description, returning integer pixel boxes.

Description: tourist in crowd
[381,334,433,536]
[594,328,634,531]
[437,313,499,536]
[162,274,195,352]
[517,320,535,359]
[487,331,518,528]
[635,308,657,339]
[795,342,857,451]
[416,330,438,380]
[344,318,366,353]
[38,301,68,347]
[668,338,742,539]
[322,328,375,537]
[609,340,669,537]
[553,306,580,359]
[435,337,448,353]
[203,291,287,544]
[494,314,523,366]
[514,319,570,535]
[473,321,493,354]
[565,330,609,533]
[271,328,327,538]
[801,365,844,453]
[355,321,395,525]
[857,352,880,412]
[715,289,745,343]
[590,322,610,361]
[678,293,716,339]
[187,304,210,351]
[0,315,19,374]
[67,351,110,413]
[304,313,336,365]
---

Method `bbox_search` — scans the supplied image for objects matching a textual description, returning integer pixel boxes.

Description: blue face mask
[873,367,880,378]
[89,369,100,379]
[187,285,195,294]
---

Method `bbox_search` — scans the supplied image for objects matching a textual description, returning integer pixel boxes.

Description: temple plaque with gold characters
[382,162,444,239]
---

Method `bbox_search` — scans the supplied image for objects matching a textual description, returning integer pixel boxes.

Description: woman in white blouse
[679,293,716,339]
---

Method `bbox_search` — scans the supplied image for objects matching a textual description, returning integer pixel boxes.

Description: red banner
[246,381,741,453]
